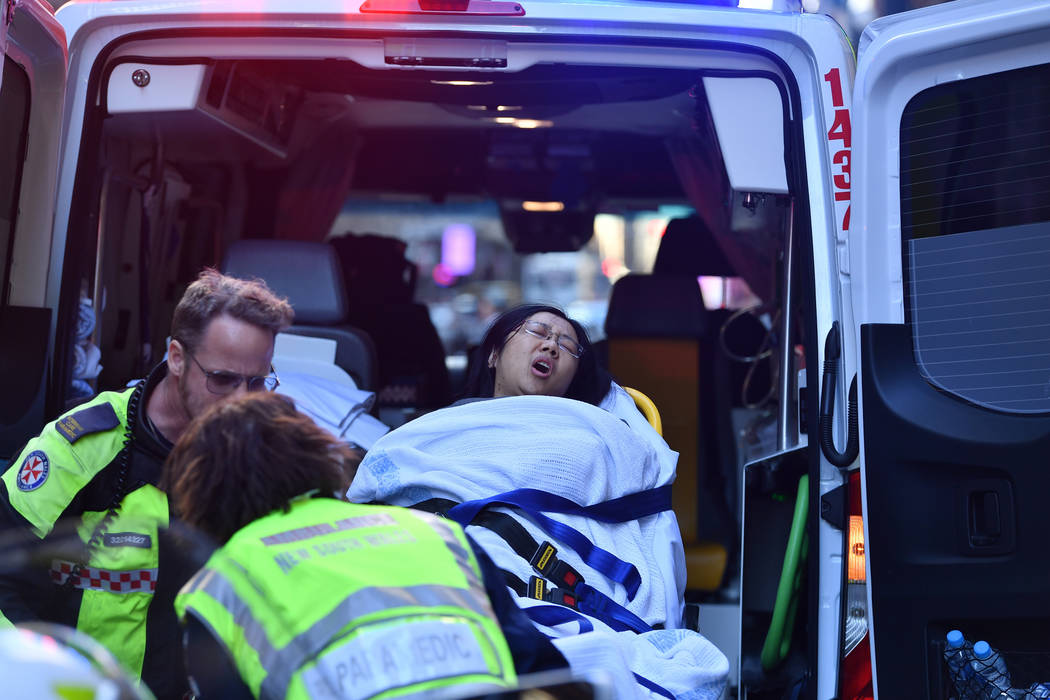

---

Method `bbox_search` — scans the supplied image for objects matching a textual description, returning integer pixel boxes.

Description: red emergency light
[360,0,525,15]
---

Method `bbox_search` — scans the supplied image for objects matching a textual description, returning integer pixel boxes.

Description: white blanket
[347,393,728,699]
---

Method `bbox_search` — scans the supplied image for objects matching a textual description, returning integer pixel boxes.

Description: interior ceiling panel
[351,128,685,201]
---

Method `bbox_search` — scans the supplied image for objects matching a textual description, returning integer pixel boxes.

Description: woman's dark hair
[163,392,356,544]
[460,303,612,406]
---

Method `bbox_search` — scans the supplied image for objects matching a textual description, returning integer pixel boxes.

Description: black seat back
[223,240,378,390]
[330,234,452,417]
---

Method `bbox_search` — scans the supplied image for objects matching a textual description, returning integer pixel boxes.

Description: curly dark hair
[460,303,612,406]
[163,392,357,544]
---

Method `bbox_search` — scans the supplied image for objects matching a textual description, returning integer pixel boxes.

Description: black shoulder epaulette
[55,402,121,444]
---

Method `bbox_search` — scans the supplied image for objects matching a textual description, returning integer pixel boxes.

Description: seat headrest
[604,274,707,338]
[652,216,735,278]
[222,240,347,325]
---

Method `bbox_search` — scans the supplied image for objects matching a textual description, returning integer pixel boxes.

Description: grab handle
[819,322,859,468]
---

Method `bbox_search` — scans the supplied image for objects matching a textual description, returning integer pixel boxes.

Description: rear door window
[901,62,1050,414]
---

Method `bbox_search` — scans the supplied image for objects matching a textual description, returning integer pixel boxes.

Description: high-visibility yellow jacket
[0,373,172,686]
[176,497,518,700]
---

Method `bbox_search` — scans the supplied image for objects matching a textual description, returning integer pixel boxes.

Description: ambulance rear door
[0,0,67,461]
[850,0,1050,697]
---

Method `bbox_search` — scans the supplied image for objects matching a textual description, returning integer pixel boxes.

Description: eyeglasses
[519,320,584,359]
[181,346,279,394]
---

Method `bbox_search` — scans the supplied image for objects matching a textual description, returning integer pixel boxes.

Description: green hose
[761,473,810,672]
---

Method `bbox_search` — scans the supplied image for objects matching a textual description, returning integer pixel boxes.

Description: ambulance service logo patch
[16,451,50,492]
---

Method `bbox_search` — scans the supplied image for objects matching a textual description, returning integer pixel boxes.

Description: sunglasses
[180,344,279,394]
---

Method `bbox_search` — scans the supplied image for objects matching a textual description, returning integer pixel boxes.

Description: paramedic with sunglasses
[0,268,293,699]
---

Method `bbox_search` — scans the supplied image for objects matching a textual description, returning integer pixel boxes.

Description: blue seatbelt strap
[448,486,671,600]
[575,486,673,522]
[449,486,671,524]
[574,583,652,634]
[633,673,676,700]
[523,604,594,634]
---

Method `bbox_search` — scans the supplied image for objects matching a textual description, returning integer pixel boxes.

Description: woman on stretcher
[348,305,729,699]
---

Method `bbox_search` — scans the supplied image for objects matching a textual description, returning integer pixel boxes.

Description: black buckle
[547,587,579,609]
[527,575,548,600]
[529,541,558,575]
[548,560,584,588]
[529,540,586,590]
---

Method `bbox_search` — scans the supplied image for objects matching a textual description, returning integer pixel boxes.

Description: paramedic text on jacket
[176,497,519,700]
[0,269,293,696]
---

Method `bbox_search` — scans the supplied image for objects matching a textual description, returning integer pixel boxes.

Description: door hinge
[820,482,847,531]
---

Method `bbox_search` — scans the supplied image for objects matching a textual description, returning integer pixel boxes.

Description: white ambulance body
[1,0,1048,697]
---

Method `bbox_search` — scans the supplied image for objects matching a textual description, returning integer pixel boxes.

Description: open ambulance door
[850,0,1050,697]
[0,0,67,461]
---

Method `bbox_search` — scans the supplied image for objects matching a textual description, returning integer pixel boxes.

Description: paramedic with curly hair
[168,392,564,699]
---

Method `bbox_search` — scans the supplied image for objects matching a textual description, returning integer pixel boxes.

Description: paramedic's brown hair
[170,268,294,353]
[164,393,357,544]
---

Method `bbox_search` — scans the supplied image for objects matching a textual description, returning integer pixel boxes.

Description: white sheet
[273,353,390,450]
[347,393,728,699]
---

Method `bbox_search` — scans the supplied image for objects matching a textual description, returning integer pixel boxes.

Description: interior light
[467,105,488,110]
[430,80,495,86]
[496,105,522,111]
[737,0,774,7]
[492,117,517,124]
[511,119,552,129]
[521,201,564,212]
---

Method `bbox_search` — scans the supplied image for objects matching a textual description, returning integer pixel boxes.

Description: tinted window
[0,56,31,305]
[901,62,1050,414]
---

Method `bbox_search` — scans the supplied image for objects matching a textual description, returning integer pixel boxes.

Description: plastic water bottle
[944,630,973,686]
[970,640,1012,695]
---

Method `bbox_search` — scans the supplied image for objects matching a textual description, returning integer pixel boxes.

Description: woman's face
[490,311,581,399]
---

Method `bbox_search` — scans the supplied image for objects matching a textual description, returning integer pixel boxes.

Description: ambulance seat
[222,240,379,391]
[653,217,741,533]
[622,383,728,592]
[604,216,736,592]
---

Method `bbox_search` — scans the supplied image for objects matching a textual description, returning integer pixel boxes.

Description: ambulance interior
[58,51,819,694]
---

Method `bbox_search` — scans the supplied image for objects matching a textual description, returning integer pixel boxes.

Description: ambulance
[1,0,1047,696]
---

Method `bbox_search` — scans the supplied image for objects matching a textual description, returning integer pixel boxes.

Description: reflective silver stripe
[188,567,501,700]
[426,517,489,603]
[262,584,502,699]
[260,513,398,547]
[425,518,508,688]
